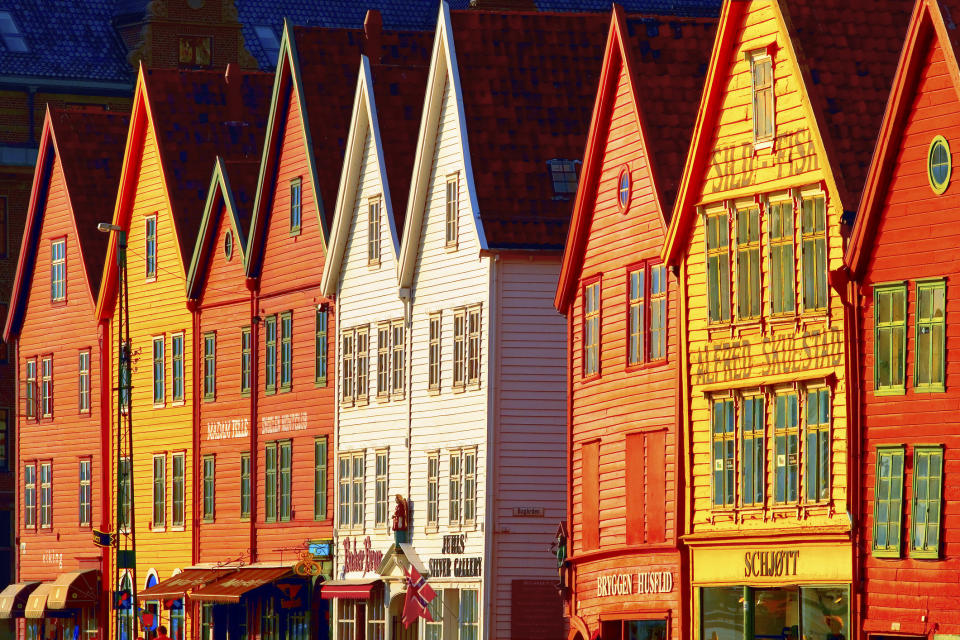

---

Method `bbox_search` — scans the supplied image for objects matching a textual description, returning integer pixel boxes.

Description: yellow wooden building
[95,65,270,639]
[660,0,911,637]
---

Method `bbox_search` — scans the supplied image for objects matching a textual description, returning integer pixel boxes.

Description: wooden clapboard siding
[857,29,960,634]
[197,202,252,563]
[17,152,103,580]
[254,76,334,560]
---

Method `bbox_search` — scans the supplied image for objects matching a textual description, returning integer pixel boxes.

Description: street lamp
[98,222,138,640]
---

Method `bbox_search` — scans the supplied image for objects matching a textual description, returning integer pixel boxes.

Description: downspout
[98,320,111,637]
[398,286,412,525]
[846,270,864,640]
[190,301,200,567]
[565,307,575,630]
[677,258,693,637]
[482,254,499,640]
[248,278,260,562]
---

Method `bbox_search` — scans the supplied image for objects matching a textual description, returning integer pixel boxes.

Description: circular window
[224,230,233,261]
[928,135,951,194]
[618,168,631,210]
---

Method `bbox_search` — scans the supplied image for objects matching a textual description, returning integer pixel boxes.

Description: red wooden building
[844,0,960,635]
[1,107,128,637]
[554,9,716,640]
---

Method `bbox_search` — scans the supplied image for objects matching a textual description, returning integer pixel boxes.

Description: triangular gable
[186,157,254,300]
[845,0,957,278]
[397,1,486,289]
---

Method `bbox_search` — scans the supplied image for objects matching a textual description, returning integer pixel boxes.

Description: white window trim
[445,173,459,250]
[748,50,775,149]
[151,454,166,532]
[171,451,186,531]
[152,335,165,408]
[145,214,158,283]
[171,332,186,406]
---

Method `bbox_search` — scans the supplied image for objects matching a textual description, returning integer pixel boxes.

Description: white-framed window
[429,313,441,391]
[39,461,52,527]
[377,323,389,398]
[338,451,365,529]
[172,452,185,528]
[453,310,466,388]
[750,52,774,143]
[427,452,439,527]
[356,328,369,402]
[467,306,481,385]
[449,452,461,524]
[391,321,404,398]
[78,459,91,526]
[24,463,36,528]
[424,591,444,640]
[40,356,52,417]
[152,454,166,528]
[449,448,477,526]
[375,450,388,528]
[145,215,157,280]
[375,321,404,399]
[290,178,302,234]
[459,589,480,640]
[367,588,386,640]
[341,331,355,404]
[50,238,65,301]
[445,174,458,247]
[25,358,36,419]
[153,336,165,405]
[337,599,357,640]
[171,333,185,403]
[368,197,381,265]
[78,350,91,412]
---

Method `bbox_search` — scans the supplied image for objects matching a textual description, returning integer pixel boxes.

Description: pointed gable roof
[555,7,716,311]
[244,21,432,279]
[95,65,272,320]
[662,0,913,266]
[846,0,960,278]
[4,107,129,341]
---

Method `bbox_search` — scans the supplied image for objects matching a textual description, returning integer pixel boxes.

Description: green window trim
[910,444,944,559]
[874,283,907,395]
[265,315,277,394]
[314,437,327,521]
[768,199,796,315]
[290,178,302,235]
[241,326,251,396]
[279,440,292,522]
[740,396,765,507]
[315,307,328,386]
[152,337,165,405]
[240,452,251,521]
[172,334,184,403]
[264,442,277,523]
[202,455,215,522]
[872,445,905,558]
[804,388,831,503]
[735,206,761,320]
[280,312,292,391]
[711,398,735,508]
[774,392,799,505]
[705,211,731,323]
[914,278,946,392]
[203,333,216,401]
[801,195,828,312]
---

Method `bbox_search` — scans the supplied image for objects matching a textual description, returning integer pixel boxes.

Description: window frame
[153,336,165,406]
[264,315,277,394]
[749,51,774,145]
[427,452,439,529]
[711,397,735,508]
[356,326,369,404]
[25,358,36,420]
[145,214,158,281]
[152,454,166,529]
[202,454,215,523]
[240,452,251,521]
[910,444,944,559]
[338,451,365,531]
[767,196,796,316]
[874,282,908,395]
[773,390,800,505]
[279,440,292,523]
[39,461,52,528]
[872,445,905,558]
[445,174,459,248]
[78,349,91,413]
[428,313,442,392]
[625,261,668,368]
[341,329,355,406]
[800,193,828,313]
[171,333,185,404]
[203,332,216,401]
[240,326,252,395]
[928,135,952,195]
[265,442,277,523]
[50,237,66,302]
[171,452,185,529]
[290,178,302,235]
[315,306,328,386]
[40,355,52,418]
[453,310,467,390]
[914,278,946,392]
[24,462,36,529]
[78,458,91,527]
[740,394,765,508]
[705,208,731,324]
[374,450,388,529]
[279,312,292,392]
[804,386,831,504]
[466,307,481,387]
[368,196,381,266]
[735,205,762,320]
[582,278,601,378]
[449,451,462,526]
[314,437,328,521]
[391,320,405,399]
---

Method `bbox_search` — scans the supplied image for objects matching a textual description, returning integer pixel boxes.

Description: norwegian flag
[402,565,436,628]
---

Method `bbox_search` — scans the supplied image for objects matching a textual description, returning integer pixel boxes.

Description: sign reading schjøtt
[596,571,673,597]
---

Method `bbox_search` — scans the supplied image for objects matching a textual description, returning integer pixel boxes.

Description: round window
[618,168,631,210]
[224,230,233,261]
[928,135,951,194]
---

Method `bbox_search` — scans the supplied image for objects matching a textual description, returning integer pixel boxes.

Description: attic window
[928,136,951,195]
[255,26,281,65]
[0,12,28,52]
[548,159,580,196]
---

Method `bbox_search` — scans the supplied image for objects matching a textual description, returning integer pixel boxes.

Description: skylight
[548,159,580,196]
[254,25,280,65]
[0,11,27,53]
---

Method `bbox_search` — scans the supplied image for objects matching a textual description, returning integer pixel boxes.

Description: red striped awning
[191,567,294,603]
[320,580,380,600]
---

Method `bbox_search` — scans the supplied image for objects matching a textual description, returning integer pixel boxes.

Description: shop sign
[429,534,482,578]
[259,411,308,435]
[596,571,673,597]
[744,550,799,578]
[343,536,384,574]
[205,417,250,440]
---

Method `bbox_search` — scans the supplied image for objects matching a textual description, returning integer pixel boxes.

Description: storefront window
[424,591,444,640]
[200,603,214,640]
[289,611,309,640]
[170,600,185,640]
[117,574,134,640]
[262,599,280,640]
[83,609,98,640]
[26,621,40,640]
[368,589,386,640]
[459,589,480,640]
[702,586,849,640]
[601,620,668,640]
[754,587,799,639]
[338,599,357,640]
[702,587,744,640]
[801,587,849,640]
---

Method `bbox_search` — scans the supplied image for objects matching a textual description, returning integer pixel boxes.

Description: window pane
[701,587,744,640]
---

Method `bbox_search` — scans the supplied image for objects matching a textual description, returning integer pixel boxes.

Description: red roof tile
[450,10,610,250]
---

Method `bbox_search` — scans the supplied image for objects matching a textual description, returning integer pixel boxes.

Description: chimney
[364,9,383,63]
[224,62,243,123]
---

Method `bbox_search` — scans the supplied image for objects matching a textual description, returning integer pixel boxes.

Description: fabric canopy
[0,582,40,619]
[25,583,55,619]
[138,568,236,601]
[48,569,98,609]
[320,579,381,600]
[191,567,294,603]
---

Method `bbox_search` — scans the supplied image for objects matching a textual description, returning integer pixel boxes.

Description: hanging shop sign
[428,534,482,578]
[596,571,673,598]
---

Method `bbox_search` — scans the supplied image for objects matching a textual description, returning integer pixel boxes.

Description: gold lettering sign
[744,550,799,578]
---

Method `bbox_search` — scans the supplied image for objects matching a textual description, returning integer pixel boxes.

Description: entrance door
[391,617,417,640]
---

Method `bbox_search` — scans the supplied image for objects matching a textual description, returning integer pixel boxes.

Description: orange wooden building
[844,0,960,635]
[1,107,127,639]
[554,8,716,640]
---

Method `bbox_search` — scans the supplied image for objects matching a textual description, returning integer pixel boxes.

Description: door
[391,617,417,640]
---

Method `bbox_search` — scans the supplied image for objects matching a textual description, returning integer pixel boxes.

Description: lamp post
[98,222,138,640]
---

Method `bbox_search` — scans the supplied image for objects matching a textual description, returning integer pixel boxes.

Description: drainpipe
[98,320,111,638]
[190,301,200,567]
[248,277,260,563]
[483,254,499,640]
[398,286,412,525]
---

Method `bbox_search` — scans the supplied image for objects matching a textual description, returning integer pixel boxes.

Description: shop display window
[702,586,744,640]
[600,619,668,640]
[701,586,848,640]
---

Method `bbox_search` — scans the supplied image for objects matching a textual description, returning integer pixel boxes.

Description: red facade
[555,10,715,640]
[845,0,960,635]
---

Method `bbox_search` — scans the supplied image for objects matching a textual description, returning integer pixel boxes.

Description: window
[203,333,215,400]
[40,356,52,417]
[706,211,731,322]
[445,175,458,247]
[261,599,279,640]
[368,198,381,264]
[290,179,302,233]
[0,12,27,52]
[453,311,466,388]
[337,600,356,640]
[78,350,90,412]
[376,324,389,397]
[375,451,388,527]
[774,392,799,504]
[172,453,185,527]
[279,441,292,522]
[711,398,735,507]
[449,452,461,524]
[424,591,443,640]
[628,265,667,365]
[39,462,51,527]
[169,601,184,640]
[315,307,328,385]
[254,25,281,64]
[241,327,251,394]
[356,328,369,401]
[342,331,355,403]
[117,575,133,640]
[916,279,946,390]
[79,459,91,526]
[392,321,405,396]
[153,337,165,405]
[464,449,476,523]
[873,446,904,556]
[279,312,292,391]
[338,452,364,528]
[769,200,795,314]
[314,437,327,520]
[24,463,35,527]
[51,239,65,301]
[928,135,951,194]
[203,455,215,522]
[548,159,579,195]
[429,314,441,390]
[0,409,8,471]
[801,195,827,311]
[25,359,35,419]
[751,54,774,142]
[265,315,277,393]
[368,589,386,640]
[467,308,480,385]
[618,169,631,210]
[583,282,600,376]
[874,284,907,392]
[179,35,211,67]
[172,334,184,403]
[582,441,600,550]
[240,453,251,520]
[736,207,761,319]
[911,446,943,558]
[224,230,233,260]
[459,590,480,640]
[200,604,214,640]
[152,455,165,527]
[649,265,666,360]
[805,388,830,503]
[628,269,644,365]
[741,396,765,507]
[427,453,439,526]
[265,443,277,523]
[145,215,157,280]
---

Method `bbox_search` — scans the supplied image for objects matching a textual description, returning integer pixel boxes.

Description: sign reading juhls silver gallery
[429,534,482,578]
[596,571,673,597]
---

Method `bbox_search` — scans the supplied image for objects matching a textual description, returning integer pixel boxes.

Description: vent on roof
[548,159,580,197]
[254,26,281,66]
[0,11,27,52]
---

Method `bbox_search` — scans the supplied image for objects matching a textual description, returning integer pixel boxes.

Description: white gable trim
[397,1,486,289]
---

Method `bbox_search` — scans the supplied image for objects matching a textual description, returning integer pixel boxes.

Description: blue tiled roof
[535,0,719,15]
[0,0,132,84]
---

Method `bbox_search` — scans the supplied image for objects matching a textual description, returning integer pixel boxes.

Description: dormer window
[145,216,157,281]
[368,197,381,266]
[255,26,282,67]
[750,52,774,143]
[290,178,302,235]
[50,239,65,302]
[445,175,458,248]
[548,159,580,196]
[0,12,27,53]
